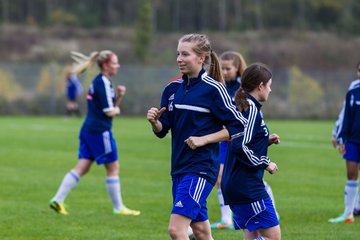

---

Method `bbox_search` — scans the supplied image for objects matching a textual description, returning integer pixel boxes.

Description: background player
[329,61,360,223]
[50,50,140,216]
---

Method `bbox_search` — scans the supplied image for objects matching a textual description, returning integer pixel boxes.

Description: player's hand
[266,162,278,174]
[269,133,280,145]
[338,144,346,154]
[117,85,126,97]
[184,136,207,150]
[147,107,166,124]
[331,136,338,148]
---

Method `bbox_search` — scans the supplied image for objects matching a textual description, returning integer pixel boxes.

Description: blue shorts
[171,175,214,222]
[219,141,228,164]
[78,130,118,165]
[343,142,360,163]
[230,197,279,231]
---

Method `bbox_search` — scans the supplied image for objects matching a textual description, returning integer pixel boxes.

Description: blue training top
[81,73,116,134]
[225,77,241,101]
[66,74,83,101]
[155,69,247,185]
[220,77,242,164]
[333,80,360,137]
[222,94,271,204]
[337,80,360,145]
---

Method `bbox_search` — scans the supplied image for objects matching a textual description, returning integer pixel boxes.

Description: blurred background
[0,0,359,118]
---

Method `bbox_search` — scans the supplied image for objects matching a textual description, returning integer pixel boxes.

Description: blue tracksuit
[220,77,241,164]
[154,69,247,185]
[81,73,116,134]
[336,80,360,145]
[225,77,241,101]
[333,80,360,138]
[222,94,271,204]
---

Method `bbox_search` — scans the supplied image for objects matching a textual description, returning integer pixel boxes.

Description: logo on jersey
[168,94,174,111]
[87,84,94,100]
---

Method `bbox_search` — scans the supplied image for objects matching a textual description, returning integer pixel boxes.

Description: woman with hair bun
[50,50,140,216]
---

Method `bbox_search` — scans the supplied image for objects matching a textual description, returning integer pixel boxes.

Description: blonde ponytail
[71,51,98,75]
[208,51,224,84]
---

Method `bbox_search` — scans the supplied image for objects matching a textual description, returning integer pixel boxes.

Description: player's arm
[97,81,121,117]
[114,85,126,106]
[240,105,270,169]
[185,128,229,150]
[268,133,280,146]
[147,107,166,133]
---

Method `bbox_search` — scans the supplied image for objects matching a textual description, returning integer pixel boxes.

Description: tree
[134,0,153,63]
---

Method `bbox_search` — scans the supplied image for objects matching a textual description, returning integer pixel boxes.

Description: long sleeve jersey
[155,69,247,185]
[219,77,241,163]
[337,80,360,145]
[222,94,271,204]
[333,80,360,137]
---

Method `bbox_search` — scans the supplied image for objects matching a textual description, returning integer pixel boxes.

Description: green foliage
[36,63,66,97]
[134,0,153,63]
[49,9,78,26]
[0,67,22,101]
[287,66,325,118]
[0,117,358,239]
[1,1,360,34]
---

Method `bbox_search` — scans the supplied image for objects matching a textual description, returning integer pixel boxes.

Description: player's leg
[258,225,281,240]
[101,132,140,216]
[243,229,260,240]
[211,142,233,230]
[50,159,92,214]
[329,144,359,223]
[168,214,193,240]
[105,161,140,216]
[344,161,359,216]
[190,220,213,240]
[171,175,214,240]
[353,149,360,215]
[329,160,358,223]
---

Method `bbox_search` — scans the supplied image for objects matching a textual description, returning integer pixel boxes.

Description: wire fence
[0,63,356,119]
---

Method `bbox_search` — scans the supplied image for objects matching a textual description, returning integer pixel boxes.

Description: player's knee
[168,225,181,239]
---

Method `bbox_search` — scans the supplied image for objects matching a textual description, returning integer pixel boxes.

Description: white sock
[344,180,358,216]
[54,170,80,203]
[355,192,360,210]
[217,189,232,224]
[106,176,124,211]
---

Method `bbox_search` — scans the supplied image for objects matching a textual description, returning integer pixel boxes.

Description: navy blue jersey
[81,73,116,133]
[222,94,271,204]
[333,80,360,137]
[66,74,83,100]
[155,69,247,185]
[225,77,241,101]
[219,77,241,164]
[337,80,360,145]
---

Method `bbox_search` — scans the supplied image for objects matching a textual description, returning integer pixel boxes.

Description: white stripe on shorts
[103,131,112,154]
[192,177,206,203]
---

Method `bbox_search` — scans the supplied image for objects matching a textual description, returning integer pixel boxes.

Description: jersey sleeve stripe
[175,104,210,113]
[241,103,269,166]
[202,75,247,125]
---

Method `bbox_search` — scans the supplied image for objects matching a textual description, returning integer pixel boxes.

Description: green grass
[0,117,358,239]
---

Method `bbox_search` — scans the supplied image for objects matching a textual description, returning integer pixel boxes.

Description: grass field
[0,117,359,240]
